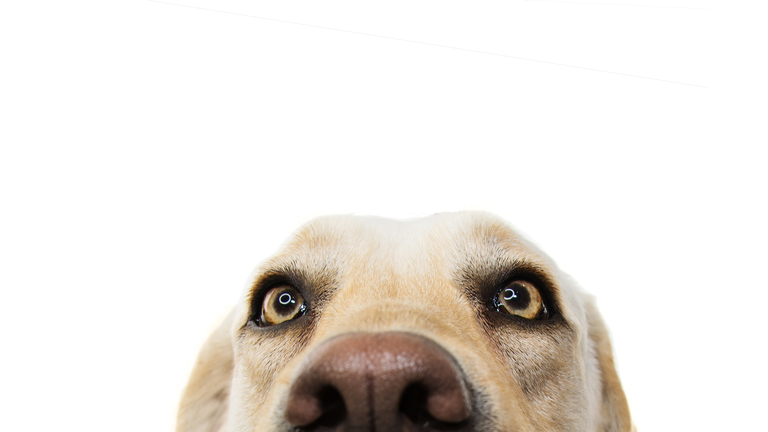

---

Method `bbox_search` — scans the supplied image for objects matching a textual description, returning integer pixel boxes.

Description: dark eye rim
[247,274,310,328]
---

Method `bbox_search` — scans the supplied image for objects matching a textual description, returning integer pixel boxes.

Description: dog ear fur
[176,310,234,432]
[584,300,634,432]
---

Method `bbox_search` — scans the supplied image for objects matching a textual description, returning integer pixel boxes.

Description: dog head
[177,212,632,432]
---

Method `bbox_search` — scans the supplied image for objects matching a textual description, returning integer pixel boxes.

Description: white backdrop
[2,1,765,431]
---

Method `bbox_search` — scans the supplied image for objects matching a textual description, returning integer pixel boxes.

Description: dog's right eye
[259,285,307,326]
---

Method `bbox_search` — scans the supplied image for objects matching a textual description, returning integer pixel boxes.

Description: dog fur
[177,212,632,431]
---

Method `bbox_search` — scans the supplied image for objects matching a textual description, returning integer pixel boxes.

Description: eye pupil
[278,293,294,305]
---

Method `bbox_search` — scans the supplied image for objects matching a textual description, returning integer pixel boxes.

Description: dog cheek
[494,329,590,431]
[230,332,312,425]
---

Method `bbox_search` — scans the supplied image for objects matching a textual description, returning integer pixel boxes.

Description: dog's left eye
[260,285,307,326]
[493,280,548,320]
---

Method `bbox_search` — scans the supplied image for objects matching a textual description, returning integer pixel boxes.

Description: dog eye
[260,285,307,326]
[493,280,548,320]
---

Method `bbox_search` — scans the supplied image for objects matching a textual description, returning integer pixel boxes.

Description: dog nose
[284,332,472,431]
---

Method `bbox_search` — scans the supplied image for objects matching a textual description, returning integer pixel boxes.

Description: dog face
[177,212,632,432]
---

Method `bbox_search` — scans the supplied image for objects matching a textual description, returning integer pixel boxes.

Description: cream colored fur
[177,212,633,431]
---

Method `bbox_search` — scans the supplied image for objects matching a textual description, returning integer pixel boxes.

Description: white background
[1,0,766,431]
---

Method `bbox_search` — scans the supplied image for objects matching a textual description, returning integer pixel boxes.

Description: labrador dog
[177,212,632,432]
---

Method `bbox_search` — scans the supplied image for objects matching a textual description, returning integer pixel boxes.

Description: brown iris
[260,285,306,326]
[495,280,546,320]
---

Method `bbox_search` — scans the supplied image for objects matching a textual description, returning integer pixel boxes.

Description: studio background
[1,1,765,431]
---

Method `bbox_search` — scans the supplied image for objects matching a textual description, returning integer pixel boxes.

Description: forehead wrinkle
[297,216,459,308]
[341,226,420,300]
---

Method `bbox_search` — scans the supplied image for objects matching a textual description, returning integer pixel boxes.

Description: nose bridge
[312,287,479,364]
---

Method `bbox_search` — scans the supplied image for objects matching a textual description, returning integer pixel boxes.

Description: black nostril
[400,383,469,430]
[400,383,430,425]
[308,386,346,429]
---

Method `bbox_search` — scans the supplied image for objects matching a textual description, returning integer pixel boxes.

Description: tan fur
[177,212,632,432]
[177,310,234,432]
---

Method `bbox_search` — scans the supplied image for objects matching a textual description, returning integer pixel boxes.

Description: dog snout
[284,332,473,431]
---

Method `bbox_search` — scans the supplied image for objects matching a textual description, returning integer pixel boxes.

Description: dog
[177,212,632,432]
